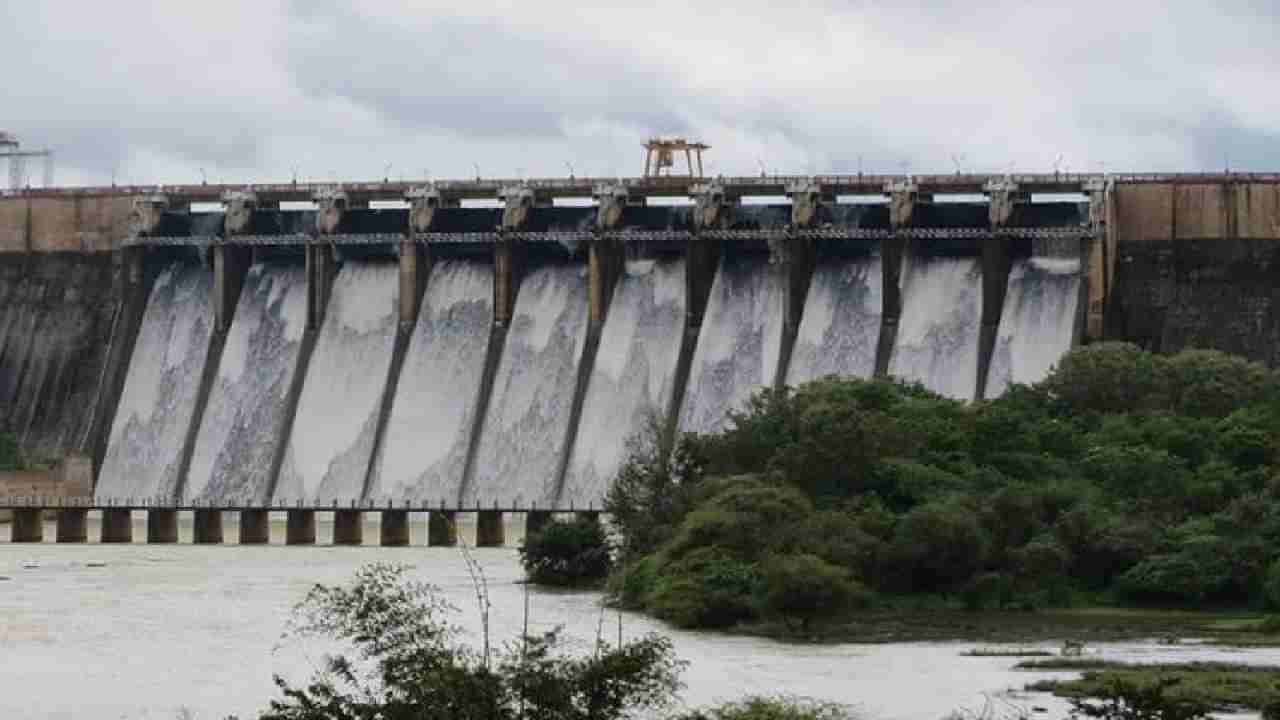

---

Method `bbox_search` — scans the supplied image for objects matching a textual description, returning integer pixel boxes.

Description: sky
[3,1,1279,188]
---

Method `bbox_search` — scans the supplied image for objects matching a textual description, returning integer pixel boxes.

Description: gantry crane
[1,132,54,190]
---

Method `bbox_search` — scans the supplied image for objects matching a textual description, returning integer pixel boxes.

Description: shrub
[677,696,856,720]
[758,553,870,633]
[519,517,611,586]
[1266,560,1280,611]
[886,502,989,593]
[645,547,760,629]
[1067,676,1210,720]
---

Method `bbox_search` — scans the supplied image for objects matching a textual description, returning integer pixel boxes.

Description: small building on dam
[0,172,1277,512]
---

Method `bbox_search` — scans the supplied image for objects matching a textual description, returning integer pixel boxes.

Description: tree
[1043,343,1168,415]
[519,517,612,587]
[758,553,869,633]
[261,564,684,720]
[886,502,988,593]
[604,414,702,563]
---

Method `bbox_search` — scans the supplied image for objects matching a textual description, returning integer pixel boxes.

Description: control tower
[1,132,54,190]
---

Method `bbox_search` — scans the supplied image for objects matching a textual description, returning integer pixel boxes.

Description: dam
[2,172,1279,543]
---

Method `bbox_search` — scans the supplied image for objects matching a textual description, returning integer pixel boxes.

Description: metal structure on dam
[2,170,1279,546]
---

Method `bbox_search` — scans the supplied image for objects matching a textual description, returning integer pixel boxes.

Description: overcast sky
[4,1,1279,187]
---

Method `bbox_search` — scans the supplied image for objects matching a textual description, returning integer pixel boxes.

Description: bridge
[0,497,594,547]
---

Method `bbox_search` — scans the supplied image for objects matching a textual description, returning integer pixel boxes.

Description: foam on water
[467,263,589,507]
[786,256,883,385]
[274,261,399,504]
[97,262,214,501]
[986,256,1082,397]
[369,260,493,503]
[679,255,784,434]
[562,258,686,505]
[185,263,308,504]
[888,255,983,400]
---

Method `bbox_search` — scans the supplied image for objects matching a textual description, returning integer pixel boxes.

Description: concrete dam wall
[0,174,1277,507]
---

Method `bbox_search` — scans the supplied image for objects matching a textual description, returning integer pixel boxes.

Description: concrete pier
[427,511,457,547]
[147,509,178,544]
[380,510,410,547]
[239,509,270,545]
[286,510,316,545]
[525,510,553,538]
[476,510,505,547]
[193,509,224,544]
[11,509,43,542]
[575,511,602,527]
[56,509,88,543]
[101,509,133,543]
[333,510,364,546]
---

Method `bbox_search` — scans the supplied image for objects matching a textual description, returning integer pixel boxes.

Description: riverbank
[730,608,1280,646]
[1021,659,1280,715]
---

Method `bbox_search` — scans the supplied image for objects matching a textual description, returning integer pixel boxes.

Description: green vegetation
[260,563,859,720]
[0,433,21,471]
[1021,661,1280,715]
[607,344,1280,633]
[519,517,613,587]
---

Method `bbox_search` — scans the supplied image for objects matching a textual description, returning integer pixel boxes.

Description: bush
[677,696,856,720]
[1067,676,1210,720]
[1266,560,1280,611]
[758,553,870,633]
[645,547,760,629]
[519,517,611,586]
[886,502,989,593]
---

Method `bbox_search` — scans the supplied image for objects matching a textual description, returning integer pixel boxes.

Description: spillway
[786,256,883,386]
[679,255,784,434]
[368,260,493,503]
[562,258,686,505]
[274,261,398,504]
[96,262,213,501]
[986,253,1082,397]
[467,262,589,507]
[185,263,307,504]
[888,255,983,400]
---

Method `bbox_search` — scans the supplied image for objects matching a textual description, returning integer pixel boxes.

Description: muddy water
[1,517,1276,720]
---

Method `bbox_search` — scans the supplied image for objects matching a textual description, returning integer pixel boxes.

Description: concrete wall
[1107,181,1280,366]
[0,196,135,254]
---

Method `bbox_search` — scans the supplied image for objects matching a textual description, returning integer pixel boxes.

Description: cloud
[1,1,1278,186]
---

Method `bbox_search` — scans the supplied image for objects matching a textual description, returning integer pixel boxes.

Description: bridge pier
[333,510,363,546]
[476,510,505,547]
[56,509,88,543]
[193,510,224,544]
[147,510,178,544]
[11,509,43,543]
[286,510,316,545]
[975,180,1022,401]
[101,509,133,543]
[427,511,457,547]
[239,509,270,545]
[575,511,601,527]
[380,510,410,547]
[525,510,553,538]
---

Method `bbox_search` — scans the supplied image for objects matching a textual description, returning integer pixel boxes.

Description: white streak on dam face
[97,262,214,501]
[468,263,589,508]
[786,255,883,385]
[679,255,784,435]
[185,263,307,504]
[986,256,1082,397]
[563,258,686,506]
[888,255,983,400]
[369,260,493,504]
[274,260,399,505]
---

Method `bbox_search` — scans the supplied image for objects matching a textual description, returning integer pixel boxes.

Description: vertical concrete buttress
[551,236,621,505]
[874,235,908,378]
[773,233,816,390]
[457,239,521,506]
[172,244,249,503]
[665,236,721,444]
[975,236,1013,401]
[263,243,334,503]
[357,239,430,503]
[87,245,156,486]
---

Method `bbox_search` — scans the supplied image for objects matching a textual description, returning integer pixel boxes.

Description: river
[2,516,1275,720]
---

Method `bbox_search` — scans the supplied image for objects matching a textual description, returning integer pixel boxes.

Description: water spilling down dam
[1,172,1278,511]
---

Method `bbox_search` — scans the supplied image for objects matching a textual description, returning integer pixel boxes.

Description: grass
[1021,661,1280,713]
